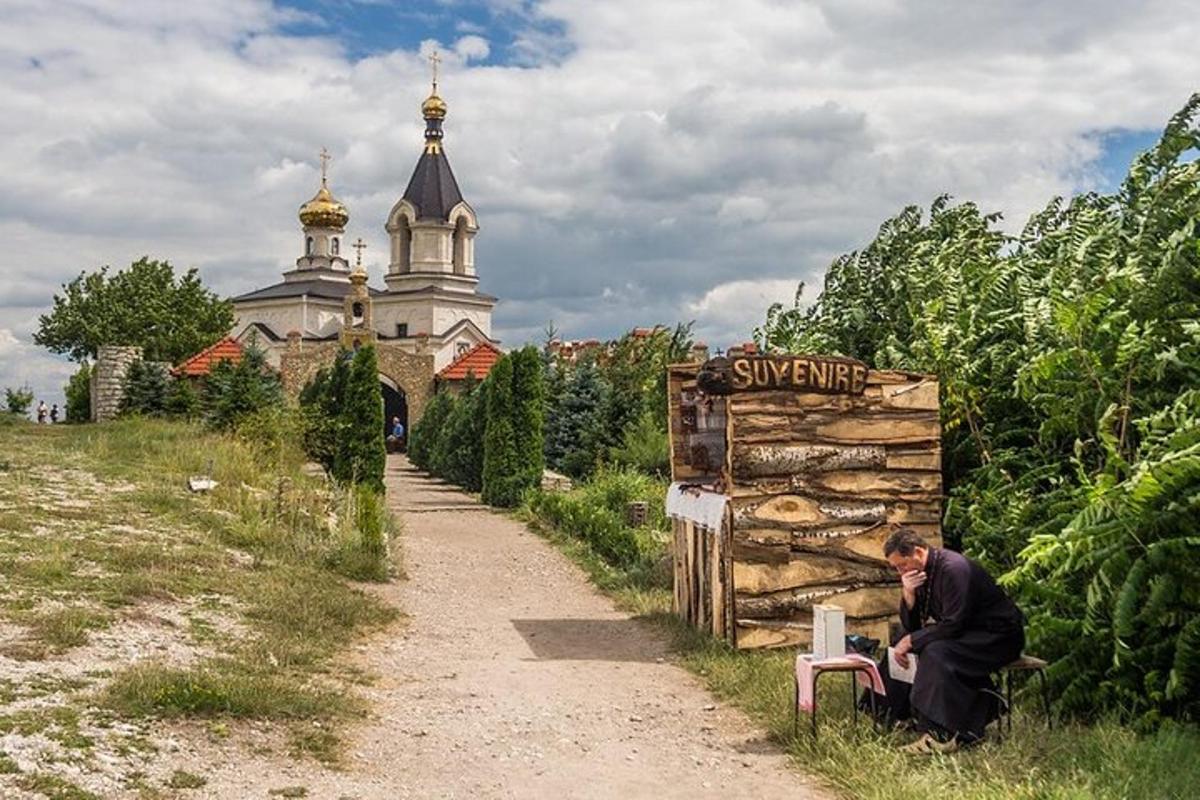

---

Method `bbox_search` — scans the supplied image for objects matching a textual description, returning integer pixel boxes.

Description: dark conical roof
[402,148,464,221]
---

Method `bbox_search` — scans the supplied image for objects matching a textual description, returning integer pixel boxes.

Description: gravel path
[182,456,828,799]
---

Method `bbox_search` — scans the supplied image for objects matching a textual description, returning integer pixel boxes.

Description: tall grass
[522,465,670,587]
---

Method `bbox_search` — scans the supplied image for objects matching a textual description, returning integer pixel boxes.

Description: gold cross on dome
[319,147,332,184]
[352,237,367,268]
[428,49,441,90]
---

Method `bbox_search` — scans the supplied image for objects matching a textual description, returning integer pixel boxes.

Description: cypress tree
[481,354,521,507]
[408,391,453,472]
[437,378,485,491]
[511,347,545,492]
[333,345,386,492]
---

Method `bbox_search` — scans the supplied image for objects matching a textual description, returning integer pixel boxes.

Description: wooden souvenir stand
[667,354,942,649]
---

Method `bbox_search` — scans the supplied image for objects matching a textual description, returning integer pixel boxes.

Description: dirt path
[187,456,827,799]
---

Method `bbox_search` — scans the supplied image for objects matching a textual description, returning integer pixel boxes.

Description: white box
[813,605,846,659]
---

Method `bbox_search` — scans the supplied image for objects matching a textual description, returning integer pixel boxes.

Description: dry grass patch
[0,417,402,793]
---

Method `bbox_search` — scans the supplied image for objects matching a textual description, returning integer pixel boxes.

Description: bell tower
[340,239,377,349]
[385,53,479,293]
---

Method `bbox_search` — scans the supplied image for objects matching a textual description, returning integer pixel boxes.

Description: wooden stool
[995,654,1052,732]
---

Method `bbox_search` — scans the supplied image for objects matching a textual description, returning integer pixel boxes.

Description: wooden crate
[667,356,942,649]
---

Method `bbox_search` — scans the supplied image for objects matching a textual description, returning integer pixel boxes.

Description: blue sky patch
[1092,128,1162,189]
[277,0,569,64]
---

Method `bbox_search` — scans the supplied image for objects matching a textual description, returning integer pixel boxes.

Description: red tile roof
[437,342,502,381]
[174,337,244,377]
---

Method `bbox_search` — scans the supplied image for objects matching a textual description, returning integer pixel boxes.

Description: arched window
[352,302,364,323]
[331,237,339,256]
[306,236,314,256]
[452,217,468,275]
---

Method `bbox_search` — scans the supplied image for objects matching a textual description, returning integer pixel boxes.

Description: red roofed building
[173,337,244,379]
[436,341,502,384]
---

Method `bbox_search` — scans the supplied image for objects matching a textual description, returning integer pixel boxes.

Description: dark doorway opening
[381,381,408,450]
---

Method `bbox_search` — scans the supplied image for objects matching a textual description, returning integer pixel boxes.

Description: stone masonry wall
[91,346,142,422]
[279,338,435,426]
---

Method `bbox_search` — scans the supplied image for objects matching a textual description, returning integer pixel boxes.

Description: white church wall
[234,303,304,340]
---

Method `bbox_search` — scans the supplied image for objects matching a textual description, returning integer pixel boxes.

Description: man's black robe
[876,548,1025,740]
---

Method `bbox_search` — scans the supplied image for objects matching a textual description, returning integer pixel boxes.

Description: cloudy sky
[2,0,1198,407]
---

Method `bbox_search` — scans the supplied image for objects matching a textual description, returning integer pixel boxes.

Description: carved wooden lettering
[699,355,868,395]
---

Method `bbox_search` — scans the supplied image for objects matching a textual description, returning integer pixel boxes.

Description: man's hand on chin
[894,634,913,668]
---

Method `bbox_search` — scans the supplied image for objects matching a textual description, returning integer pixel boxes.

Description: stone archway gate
[279,339,434,425]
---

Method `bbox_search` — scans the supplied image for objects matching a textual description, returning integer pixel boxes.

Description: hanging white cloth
[665,482,728,532]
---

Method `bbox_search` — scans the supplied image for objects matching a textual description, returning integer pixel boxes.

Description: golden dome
[298,182,349,229]
[422,91,447,120]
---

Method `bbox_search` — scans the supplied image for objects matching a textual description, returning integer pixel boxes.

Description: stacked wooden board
[667,360,943,650]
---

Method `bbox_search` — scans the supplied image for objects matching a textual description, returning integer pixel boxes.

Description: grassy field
[0,416,400,798]
[525,490,1200,800]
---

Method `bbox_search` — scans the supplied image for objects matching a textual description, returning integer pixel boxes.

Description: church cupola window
[306,236,314,256]
[331,237,340,256]
[452,216,468,274]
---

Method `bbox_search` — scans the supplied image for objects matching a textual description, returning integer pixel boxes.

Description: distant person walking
[49,404,59,424]
[36,400,48,424]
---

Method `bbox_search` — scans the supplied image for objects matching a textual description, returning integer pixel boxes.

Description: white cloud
[0,0,1198,404]
[454,35,490,62]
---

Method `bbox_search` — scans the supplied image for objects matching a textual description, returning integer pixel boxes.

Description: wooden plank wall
[672,515,733,641]
[727,370,942,649]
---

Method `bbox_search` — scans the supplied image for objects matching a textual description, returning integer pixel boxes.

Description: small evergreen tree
[332,345,386,492]
[204,346,282,430]
[481,354,522,507]
[119,359,170,416]
[436,377,485,491]
[299,363,343,474]
[4,386,34,416]
[164,377,199,418]
[511,347,546,491]
[408,391,453,472]
[64,363,91,422]
[545,360,608,478]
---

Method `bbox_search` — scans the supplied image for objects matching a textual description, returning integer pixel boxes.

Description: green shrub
[434,380,485,491]
[119,359,171,416]
[512,347,546,491]
[607,410,670,478]
[204,346,282,431]
[544,360,608,478]
[408,391,452,472]
[5,385,34,415]
[526,490,640,567]
[65,362,91,423]
[332,346,386,492]
[481,355,523,507]
[327,484,391,581]
[165,376,199,418]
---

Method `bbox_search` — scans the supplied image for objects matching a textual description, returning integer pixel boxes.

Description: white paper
[887,646,918,684]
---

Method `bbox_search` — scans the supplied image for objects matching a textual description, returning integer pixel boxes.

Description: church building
[228,66,500,429]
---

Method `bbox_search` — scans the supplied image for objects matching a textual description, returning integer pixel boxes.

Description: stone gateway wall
[279,339,435,426]
[91,346,142,422]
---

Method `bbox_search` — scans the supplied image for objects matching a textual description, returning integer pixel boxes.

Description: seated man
[386,416,406,453]
[870,528,1025,753]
